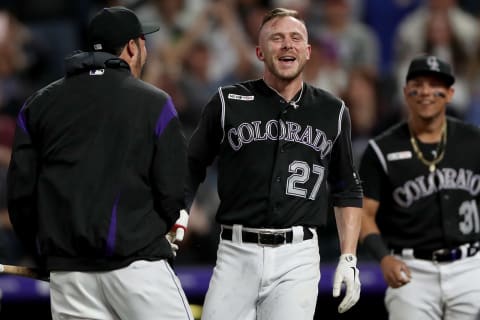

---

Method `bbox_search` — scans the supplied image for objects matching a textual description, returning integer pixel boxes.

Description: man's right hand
[168,209,189,242]
[166,209,189,256]
[380,255,411,288]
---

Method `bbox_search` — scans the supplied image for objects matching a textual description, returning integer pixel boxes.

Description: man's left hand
[332,254,361,313]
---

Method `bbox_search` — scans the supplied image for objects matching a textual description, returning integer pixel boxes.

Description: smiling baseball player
[360,54,480,319]
[186,7,363,320]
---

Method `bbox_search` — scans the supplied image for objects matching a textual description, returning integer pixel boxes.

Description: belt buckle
[432,248,462,262]
[468,245,479,257]
[257,231,285,246]
[432,248,449,262]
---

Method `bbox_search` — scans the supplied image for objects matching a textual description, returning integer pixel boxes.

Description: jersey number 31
[459,200,480,235]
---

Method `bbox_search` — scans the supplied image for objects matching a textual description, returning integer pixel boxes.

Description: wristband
[362,233,389,262]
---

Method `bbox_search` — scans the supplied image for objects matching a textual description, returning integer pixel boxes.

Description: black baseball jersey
[186,79,362,228]
[360,117,480,251]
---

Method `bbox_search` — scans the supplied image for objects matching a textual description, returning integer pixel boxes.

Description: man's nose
[282,38,293,50]
[418,83,433,95]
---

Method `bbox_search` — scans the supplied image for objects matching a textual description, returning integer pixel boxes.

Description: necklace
[262,79,304,108]
[409,122,447,172]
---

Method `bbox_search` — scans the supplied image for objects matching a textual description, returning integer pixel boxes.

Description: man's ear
[126,39,136,58]
[256,46,264,61]
[119,40,136,64]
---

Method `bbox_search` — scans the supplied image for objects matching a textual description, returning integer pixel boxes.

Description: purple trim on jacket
[106,193,120,256]
[155,98,177,137]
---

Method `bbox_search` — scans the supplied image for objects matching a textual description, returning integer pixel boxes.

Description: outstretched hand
[332,254,361,313]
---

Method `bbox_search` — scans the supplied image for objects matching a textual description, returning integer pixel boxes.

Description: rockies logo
[427,56,440,71]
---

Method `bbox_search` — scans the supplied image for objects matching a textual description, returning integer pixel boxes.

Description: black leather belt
[392,242,480,262]
[221,226,313,246]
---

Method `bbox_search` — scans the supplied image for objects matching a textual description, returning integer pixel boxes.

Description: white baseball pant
[385,251,480,320]
[50,259,193,320]
[201,225,320,320]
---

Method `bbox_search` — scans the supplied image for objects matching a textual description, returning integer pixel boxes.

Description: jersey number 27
[286,160,325,200]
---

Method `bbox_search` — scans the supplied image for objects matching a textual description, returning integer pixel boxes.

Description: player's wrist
[362,233,389,262]
[339,253,357,264]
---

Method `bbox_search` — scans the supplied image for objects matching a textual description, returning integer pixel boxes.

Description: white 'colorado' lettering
[227,120,333,157]
[393,168,480,207]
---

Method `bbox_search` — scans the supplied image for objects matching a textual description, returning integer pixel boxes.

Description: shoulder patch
[228,93,254,101]
[387,151,412,161]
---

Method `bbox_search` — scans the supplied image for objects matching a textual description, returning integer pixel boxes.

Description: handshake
[165,209,189,256]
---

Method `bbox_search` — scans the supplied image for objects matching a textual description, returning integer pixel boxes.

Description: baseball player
[185,8,363,320]
[7,7,192,319]
[359,54,480,319]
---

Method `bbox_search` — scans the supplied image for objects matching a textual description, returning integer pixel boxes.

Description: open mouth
[279,56,296,63]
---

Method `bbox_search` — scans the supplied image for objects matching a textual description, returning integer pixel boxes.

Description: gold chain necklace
[409,122,447,172]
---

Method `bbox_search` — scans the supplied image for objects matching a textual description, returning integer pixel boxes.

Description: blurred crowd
[1,0,480,266]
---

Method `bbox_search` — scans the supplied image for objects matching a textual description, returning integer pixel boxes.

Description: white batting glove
[168,209,189,242]
[333,254,361,313]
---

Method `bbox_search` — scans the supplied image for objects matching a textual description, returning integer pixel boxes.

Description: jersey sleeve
[327,106,363,207]
[151,97,187,229]
[7,99,40,256]
[358,141,386,201]
[185,91,223,210]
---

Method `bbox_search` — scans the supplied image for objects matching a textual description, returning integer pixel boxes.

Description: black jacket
[7,51,186,271]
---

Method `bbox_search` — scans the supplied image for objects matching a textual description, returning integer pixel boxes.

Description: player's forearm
[360,213,381,240]
[359,197,389,261]
[334,206,362,254]
[359,197,381,240]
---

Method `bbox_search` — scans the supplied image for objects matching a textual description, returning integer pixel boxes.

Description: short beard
[132,39,144,78]
[135,51,143,76]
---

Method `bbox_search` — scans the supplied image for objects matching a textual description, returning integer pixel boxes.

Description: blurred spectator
[465,95,480,126]
[132,0,204,77]
[177,39,222,135]
[423,11,471,116]
[145,1,259,136]
[313,0,381,77]
[141,52,188,122]
[194,1,258,87]
[362,0,421,77]
[0,10,49,117]
[395,0,478,59]
[235,5,270,74]
[0,115,25,264]
[303,35,348,96]
[341,69,381,168]
[393,0,479,116]
[6,0,85,83]
[464,35,480,126]
[233,0,270,24]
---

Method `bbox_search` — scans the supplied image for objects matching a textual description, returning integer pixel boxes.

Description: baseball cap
[87,6,159,52]
[406,54,455,86]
